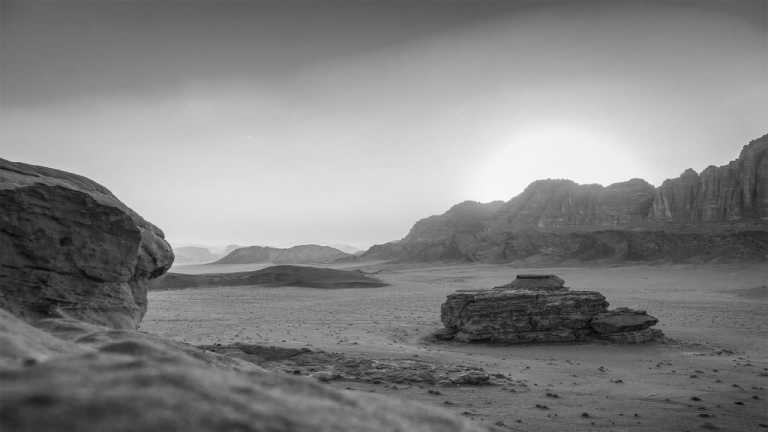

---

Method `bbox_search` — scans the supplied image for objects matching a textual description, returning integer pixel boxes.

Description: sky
[1,0,767,249]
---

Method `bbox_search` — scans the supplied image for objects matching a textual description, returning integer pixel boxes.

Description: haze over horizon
[2,0,767,249]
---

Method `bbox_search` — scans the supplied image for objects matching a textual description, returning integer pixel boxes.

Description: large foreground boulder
[0,158,485,432]
[439,275,662,344]
[0,158,174,329]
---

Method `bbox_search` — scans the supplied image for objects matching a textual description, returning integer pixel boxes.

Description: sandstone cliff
[651,134,768,224]
[363,133,768,263]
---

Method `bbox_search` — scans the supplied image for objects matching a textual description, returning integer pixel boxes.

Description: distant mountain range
[172,243,357,265]
[362,133,768,264]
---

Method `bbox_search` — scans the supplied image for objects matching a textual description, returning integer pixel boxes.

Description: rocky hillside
[215,244,353,265]
[0,158,482,432]
[363,133,768,263]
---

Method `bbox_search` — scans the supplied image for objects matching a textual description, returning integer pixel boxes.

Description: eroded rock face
[0,158,174,329]
[361,133,768,264]
[651,135,768,224]
[439,275,662,344]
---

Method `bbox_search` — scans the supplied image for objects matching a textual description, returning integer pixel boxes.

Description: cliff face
[363,133,768,263]
[489,178,656,232]
[650,135,768,224]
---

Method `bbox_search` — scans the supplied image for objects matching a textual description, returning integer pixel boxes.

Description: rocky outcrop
[362,133,768,264]
[0,158,485,432]
[215,244,353,265]
[201,344,499,386]
[0,158,174,329]
[150,265,388,290]
[438,275,662,344]
[651,134,768,224]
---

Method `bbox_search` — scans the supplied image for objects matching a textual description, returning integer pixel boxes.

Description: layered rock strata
[438,275,662,344]
[0,158,174,329]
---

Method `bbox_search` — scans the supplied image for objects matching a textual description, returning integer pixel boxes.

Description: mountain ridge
[362,133,768,263]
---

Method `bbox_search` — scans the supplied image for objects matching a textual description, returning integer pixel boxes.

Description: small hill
[214,244,353,265]
[173,246,220,264]
[149,265,387,290]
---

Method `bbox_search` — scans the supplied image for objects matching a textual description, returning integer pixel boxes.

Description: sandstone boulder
[439,275,662,344]
[0,158,174,329]
[441,289,609,343]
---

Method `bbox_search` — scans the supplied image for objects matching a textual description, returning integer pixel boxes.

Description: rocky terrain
[150,265,387,290]
[0,158,484,432]
[363,133,768,263]
[201,344,499,386]
[215,244,354,265]
[437,275,662,344]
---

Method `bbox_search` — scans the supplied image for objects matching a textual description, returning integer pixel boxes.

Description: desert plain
[143,262,768,432]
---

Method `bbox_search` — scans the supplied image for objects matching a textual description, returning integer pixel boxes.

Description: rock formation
[0,158,174,329]
[215,244,354,264]
[651,134,768,224]
[150,265,388,290]
[0,158,483,432]
[363,133,768,263]
[437,275,662,344]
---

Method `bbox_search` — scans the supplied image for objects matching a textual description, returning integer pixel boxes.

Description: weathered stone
[651,134,768,224]
[201,344,499,387]
[590,307,659,334]
[0,158,174,329]
[0,351,485,432]
[441,288,609,343]
[440,276,663,344]
[600,328,664,344]
[494,274,566,291]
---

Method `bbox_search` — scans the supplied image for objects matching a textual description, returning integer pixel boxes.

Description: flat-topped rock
[494,274,566,291]
[439,275,662,344]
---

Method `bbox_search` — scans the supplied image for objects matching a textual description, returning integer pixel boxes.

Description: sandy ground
[143,263,768,431]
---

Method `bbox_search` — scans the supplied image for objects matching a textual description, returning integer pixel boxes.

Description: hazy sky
[1,0,767,248]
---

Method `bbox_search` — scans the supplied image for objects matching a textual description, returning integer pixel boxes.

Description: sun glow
[471,124,645,202]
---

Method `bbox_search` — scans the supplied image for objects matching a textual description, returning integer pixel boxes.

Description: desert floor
[143,263,768,431]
